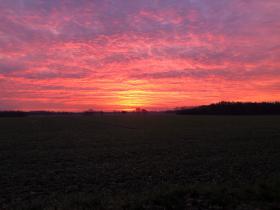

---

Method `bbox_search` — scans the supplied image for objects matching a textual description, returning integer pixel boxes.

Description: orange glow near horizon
[117,90,150,110]
[0,1,280,111]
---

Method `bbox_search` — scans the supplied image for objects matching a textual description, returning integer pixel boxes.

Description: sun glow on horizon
[116,89,151,111]
[0,0,279,111]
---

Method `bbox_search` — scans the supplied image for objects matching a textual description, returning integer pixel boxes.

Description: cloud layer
[0,0,280,111]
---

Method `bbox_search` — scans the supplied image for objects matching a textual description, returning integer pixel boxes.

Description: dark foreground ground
[0,114,280,209]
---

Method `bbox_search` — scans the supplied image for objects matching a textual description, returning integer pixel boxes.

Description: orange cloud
[0,0,279,111]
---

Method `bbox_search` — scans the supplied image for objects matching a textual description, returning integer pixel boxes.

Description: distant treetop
[176,101,280,115]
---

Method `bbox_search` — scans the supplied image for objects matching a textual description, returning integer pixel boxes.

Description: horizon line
[1,101,280,113]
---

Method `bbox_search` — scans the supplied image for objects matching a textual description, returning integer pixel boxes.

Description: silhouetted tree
[176,101,280,115]
[135,108,148,113]
[83,109,96,116]
[0,111,27,117]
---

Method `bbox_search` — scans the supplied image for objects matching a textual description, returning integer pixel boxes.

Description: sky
[0,0,280,111]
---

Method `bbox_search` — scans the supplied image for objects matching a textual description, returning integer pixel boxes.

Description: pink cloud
[0,0,279,111]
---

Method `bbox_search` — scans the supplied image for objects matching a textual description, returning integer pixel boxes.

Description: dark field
[1,114,280,209]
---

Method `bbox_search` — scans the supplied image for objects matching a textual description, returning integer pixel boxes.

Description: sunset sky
[0,0,279,111]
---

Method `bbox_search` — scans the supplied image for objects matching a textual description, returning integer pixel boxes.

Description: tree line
[0,111,75,117]
[176,101,280,115]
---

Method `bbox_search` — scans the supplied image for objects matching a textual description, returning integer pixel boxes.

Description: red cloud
[0,0,279,111]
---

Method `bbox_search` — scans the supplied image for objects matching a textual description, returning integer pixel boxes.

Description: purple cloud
[0,0,279,110]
